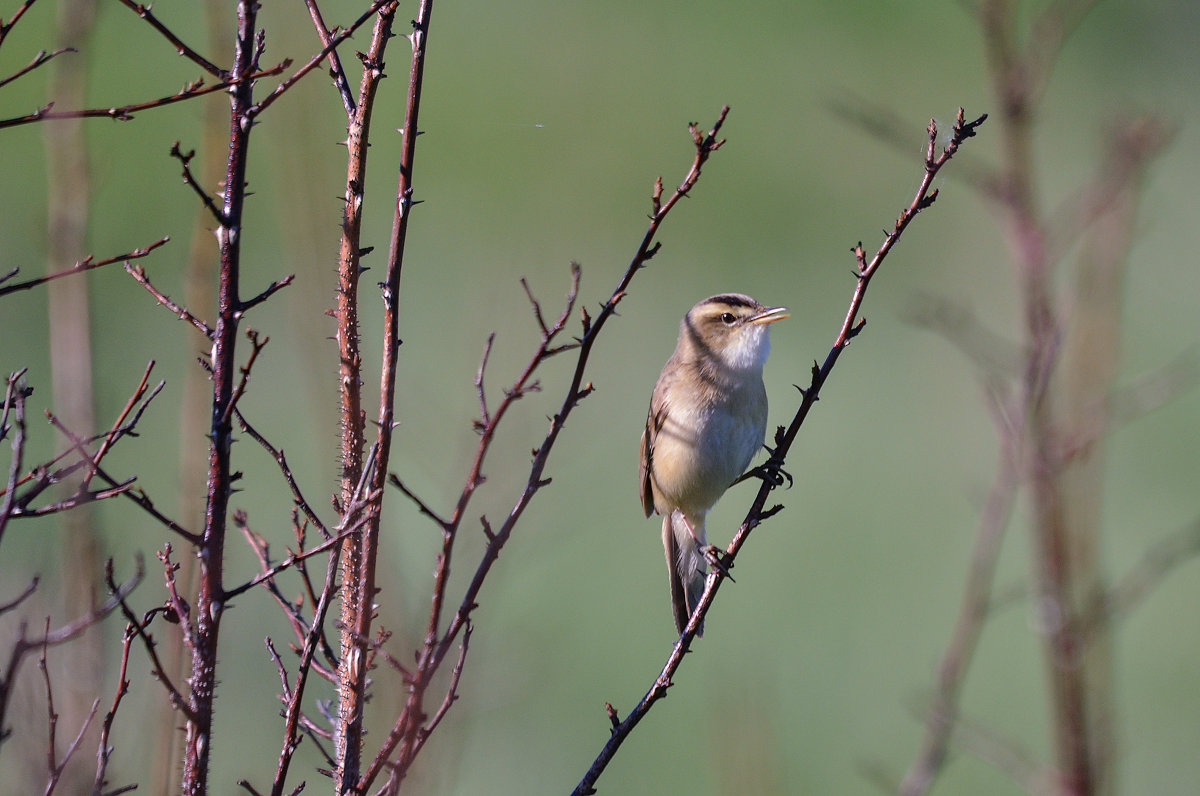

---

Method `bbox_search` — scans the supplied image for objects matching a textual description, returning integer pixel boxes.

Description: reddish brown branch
[332,0,421,789]
[114,0,225,78]
[93,614,136,794]
[249,0,399,119]
[0,63,288,129]
[0,45,73,89]
[179,3,265,790]
[103,559,193,721]
[124,263,215,338]
[368,104,732,794]
[236,410,332,539]
[169,141,224,224]
[0,237,168,297]
[302,0,355,116]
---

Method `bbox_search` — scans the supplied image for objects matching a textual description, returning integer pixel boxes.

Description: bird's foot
[749,456,792,489]
[702,545,735,582]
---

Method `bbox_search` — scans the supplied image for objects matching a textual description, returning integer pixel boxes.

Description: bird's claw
[703,545,735,581]
[751,457,792,489]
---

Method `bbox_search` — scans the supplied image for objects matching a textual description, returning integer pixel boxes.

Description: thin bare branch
[0,237,168,297]
[302,0,355,115]
[248,0,398,119]
[169,141,225,224]
[240,273,295,312]
[368,104,733,794]
[113,0,225,77]
[93,616,136,794]
[0,45,74,90]
[123,263,214,338]
[0,61,288,130]
[235,409,331,539]
[103,559,193,722]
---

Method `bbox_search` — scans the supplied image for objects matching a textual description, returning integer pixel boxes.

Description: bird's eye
[720,313,736,325]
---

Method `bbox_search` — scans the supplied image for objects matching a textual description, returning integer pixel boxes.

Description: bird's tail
[662,511,706,636]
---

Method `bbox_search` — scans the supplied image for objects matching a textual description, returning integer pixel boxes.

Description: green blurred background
[2,1,1199,793]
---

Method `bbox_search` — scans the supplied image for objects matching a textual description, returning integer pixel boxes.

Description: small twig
[387,475,450,529]
[124,263,214,338]
[248,0,398,119]
[473,333,496,431]
[156,545,194,649]
[0,63,289,129]
[35,381,198,543]
[220,329,269,425]
[93,613,136,794]
[948,709,1056,794]
[169,142,225,224]
[82,360,158,487]
[407,622,472,761]
[1088,517,1200,629]
[224,522,360,601]
[104,560,194,721]
[520,278,551,338]
[267,537,347,796]
[235,410,330,538]
[0,563,141,752]
[0,237,168,297]
[114,0,225,78]
[302,0,356,115]
[0,372,30,546]
[0,0,46,46]
[0,576,39,615]
[0,46,74,90]
[240,273,296,312]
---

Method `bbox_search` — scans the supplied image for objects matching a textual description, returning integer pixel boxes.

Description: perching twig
[572,108,986,796]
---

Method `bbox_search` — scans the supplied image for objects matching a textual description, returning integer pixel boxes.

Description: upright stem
[335,3,428,793]
[181,3,258,793]
[42,0,101,789]
[982,2,1094,792]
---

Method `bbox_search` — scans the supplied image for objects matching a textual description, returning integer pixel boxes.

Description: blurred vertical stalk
[41,0,99,791]
[1051,118,1169,796]
[982,0,1098,784]
[981,2,1166,793]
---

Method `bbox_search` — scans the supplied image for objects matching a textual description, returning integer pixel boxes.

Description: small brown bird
[639,293,788,635]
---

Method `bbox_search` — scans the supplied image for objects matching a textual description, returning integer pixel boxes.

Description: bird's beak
[748,306,789,325]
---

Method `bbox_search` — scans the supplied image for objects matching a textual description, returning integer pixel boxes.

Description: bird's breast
[650,387,766,517]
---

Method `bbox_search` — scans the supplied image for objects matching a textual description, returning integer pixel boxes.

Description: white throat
[722,324,770,372]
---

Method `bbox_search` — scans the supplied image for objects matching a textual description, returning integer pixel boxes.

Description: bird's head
[682,293,789,373]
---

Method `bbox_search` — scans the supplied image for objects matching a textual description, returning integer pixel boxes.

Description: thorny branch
[374,105,733,794]
[571,108,987,796]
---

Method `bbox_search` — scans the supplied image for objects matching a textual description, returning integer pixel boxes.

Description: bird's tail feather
[663,511,706,636]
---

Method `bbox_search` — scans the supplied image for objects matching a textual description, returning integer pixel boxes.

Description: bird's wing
[639,400,666,518]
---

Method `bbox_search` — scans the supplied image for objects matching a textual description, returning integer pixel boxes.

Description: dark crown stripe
[699,293,756,310]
